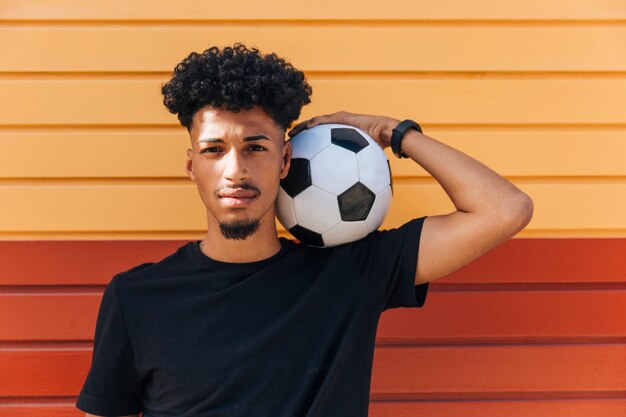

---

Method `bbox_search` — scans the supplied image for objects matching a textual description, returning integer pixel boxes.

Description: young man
[76,42,533,417]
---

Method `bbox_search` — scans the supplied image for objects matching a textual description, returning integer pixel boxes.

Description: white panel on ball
[276,187,297,230]
[356,143,391,195]
[364,187,393,232]
[309,146,359,195]
[289,128,332,160]
[292,186,342,233]
[321,220,371,248]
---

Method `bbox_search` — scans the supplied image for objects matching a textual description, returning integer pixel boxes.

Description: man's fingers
[288,112,345,137]
[287,122,306,137]
[287,119,313,137]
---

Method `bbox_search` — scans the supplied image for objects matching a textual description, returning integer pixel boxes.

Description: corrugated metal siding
[0,1,625,415]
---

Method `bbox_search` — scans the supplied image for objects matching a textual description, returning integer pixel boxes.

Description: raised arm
[384,120,533,285]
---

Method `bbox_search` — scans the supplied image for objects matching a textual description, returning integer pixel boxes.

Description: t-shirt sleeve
[357,216,429,312]
[75,275,143,416]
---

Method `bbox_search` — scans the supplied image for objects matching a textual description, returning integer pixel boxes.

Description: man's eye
[249,145,266,151]
[201,147,221,153]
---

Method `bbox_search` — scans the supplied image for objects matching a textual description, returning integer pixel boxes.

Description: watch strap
[390,119,422,159]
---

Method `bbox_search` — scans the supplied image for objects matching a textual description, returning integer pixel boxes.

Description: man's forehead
[194,121,274,139]
[195,105,269,123]
[189,106,285,144]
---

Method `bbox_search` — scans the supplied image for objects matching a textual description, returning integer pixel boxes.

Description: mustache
[214,183,261,197]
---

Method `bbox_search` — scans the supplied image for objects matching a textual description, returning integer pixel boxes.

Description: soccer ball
[276,123,393,248]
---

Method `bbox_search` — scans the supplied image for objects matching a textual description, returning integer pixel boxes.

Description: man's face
[186,105,291,240]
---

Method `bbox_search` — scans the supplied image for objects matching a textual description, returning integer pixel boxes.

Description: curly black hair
[161,42,313,133]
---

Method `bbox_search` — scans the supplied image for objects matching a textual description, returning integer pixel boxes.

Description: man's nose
[223,148,248,182]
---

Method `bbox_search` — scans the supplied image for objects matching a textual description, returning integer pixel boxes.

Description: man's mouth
[220,189,257,198]
[219,189,257,207]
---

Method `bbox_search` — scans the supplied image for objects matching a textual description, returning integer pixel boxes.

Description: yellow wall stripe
[0,182,623,235]
[0,129,624,178]
[2,26,625,72]
[2,78,625,125]
[4,0,626,21]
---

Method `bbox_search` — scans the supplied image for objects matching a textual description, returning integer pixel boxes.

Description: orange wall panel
[2,345,625,396]
[1,238,624,286]
[5,0,626,21]
[3,289,626,342]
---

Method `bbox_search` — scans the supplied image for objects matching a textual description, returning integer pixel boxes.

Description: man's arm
[288,111,534,286]
[381,120,534,285]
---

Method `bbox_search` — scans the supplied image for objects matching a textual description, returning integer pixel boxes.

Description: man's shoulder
[108,241,193,288]
[113,262,157,281]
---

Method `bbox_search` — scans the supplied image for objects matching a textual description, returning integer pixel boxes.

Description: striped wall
[1,1,625,416]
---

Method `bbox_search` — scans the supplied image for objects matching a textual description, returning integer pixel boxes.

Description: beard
[218,217,261,240]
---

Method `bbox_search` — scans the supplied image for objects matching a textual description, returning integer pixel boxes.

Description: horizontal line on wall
[0,341,92,351]
[2,19,626,27]
[0,287,104,295]
[0,395,625,407]
[0,125,185,133]
[0,230,623,240]
[3,123,626,131]
[3,71,626,80]
[394,176,626,184]
[1,393,626,406]
[0,178,194,186]
[321,71,626,80]
[521,229,626,238]
[0,231,209,240]
[0,286,106,295]
[0,396,77,405]
[309,71,626,80]
[0,176,624,186]
[1,340,625,351]
[2,282,626,294]
[371,390,626,401]
[375,338,626,347]
[432,283,626,292]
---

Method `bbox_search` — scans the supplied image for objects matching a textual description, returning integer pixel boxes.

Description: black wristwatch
[390,119,422,159]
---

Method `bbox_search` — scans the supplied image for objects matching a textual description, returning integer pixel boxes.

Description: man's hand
[287,111,401,150]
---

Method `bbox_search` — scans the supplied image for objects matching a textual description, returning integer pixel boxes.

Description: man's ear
[186,148,196,182]
[280,141,292,179]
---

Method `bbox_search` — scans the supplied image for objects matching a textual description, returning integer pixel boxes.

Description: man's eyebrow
[198,135,270,143]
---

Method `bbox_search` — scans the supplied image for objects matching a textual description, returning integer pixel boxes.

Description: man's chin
[218,218,261,240]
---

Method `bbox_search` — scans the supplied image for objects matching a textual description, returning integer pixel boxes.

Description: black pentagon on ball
[289,224,325,247]
[337,182,376,221]
[280,158,312,197]
[330,128,369,153]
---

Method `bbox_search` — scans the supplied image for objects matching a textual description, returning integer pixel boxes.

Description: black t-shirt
[76,216,429,417]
